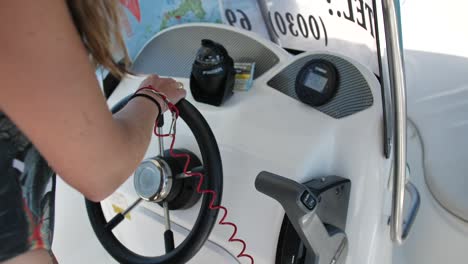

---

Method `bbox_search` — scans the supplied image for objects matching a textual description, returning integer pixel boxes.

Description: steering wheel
[85,96,223,264]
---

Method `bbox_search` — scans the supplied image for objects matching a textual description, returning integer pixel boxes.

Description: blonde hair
[67,0,130,78]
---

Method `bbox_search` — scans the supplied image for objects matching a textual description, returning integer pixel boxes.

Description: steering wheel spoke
[105,198,143,231]
[163,200,175,253]
[175,166,205,180]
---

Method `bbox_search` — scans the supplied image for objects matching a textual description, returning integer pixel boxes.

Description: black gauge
[295,59,339,106]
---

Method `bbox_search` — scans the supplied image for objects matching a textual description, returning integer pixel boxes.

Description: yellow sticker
[112,204,131,220]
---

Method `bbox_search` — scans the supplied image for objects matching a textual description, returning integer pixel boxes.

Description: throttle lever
[255,171,348,264]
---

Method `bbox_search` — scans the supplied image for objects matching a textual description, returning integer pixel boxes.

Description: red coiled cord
[137,86,255,264]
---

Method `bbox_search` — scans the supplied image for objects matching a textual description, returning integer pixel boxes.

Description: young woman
[0,1,186,263]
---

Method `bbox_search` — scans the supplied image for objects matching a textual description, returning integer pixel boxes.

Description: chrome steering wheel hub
[134,158,173,202]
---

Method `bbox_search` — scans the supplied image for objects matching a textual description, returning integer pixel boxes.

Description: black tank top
[0,112,55,261]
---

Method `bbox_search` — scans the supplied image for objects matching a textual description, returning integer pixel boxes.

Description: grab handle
[402,182,420,240]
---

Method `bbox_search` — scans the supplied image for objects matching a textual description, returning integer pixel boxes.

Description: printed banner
[262,0,378,74]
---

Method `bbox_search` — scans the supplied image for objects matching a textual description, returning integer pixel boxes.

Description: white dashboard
[96,23,392,264]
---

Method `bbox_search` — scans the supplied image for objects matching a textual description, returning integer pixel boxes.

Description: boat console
[87,23,391,264]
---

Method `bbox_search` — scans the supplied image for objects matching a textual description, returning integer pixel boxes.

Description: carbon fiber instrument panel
[132,25,280,80]
[267,54,373,119]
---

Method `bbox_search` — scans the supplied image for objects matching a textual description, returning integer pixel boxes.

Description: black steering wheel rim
[85,97,223,264]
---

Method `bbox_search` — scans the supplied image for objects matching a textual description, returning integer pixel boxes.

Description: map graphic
[121,0,223,59]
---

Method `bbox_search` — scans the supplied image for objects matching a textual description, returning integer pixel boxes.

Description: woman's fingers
[138,75,187,109]
[156,78,186,103]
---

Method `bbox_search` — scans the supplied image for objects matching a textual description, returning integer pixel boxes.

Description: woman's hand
[137,75,187,112]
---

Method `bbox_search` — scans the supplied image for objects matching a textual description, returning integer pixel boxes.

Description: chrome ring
[134,158,173,202]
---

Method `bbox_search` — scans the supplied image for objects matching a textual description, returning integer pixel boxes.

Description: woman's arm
[0,0,185,202]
